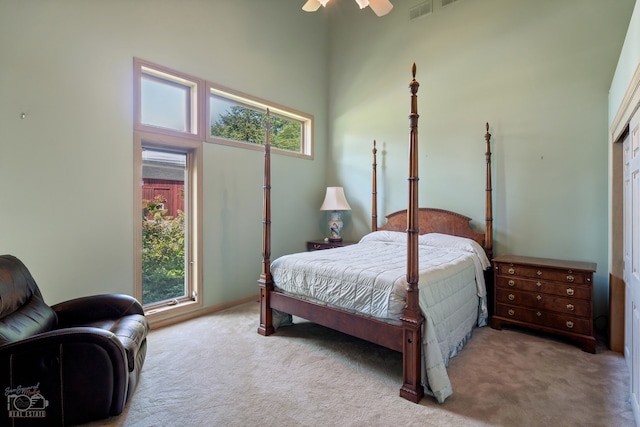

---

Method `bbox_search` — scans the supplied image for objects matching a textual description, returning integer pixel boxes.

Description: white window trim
[134,57,205,141]
[134,57,314,159]
[206,82,314,159]
[134,58,205,320]
[134,132,203,321]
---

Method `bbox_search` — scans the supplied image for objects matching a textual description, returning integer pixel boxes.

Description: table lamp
[320,187,351,242]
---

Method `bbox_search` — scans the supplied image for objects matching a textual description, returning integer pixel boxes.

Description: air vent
[409,1,432,20]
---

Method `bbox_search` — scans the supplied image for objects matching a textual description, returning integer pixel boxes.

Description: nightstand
[491,255,596,353]
[306,240,357,251]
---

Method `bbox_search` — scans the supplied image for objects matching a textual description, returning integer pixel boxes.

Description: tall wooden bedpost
[400,63,425,403]
[484,122,493,261]
[371,140,378,232]
[258,109,274,336]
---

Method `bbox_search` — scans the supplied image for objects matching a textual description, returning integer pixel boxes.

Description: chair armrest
[52,294,144,327]
[0,326,127,360]
[0,327,129,425]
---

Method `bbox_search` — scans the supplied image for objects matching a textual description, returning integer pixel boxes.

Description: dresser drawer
[491,255,596,353]
[495,303,591,335]
[495,276,591,300]
[496,263,588,284]
[495,288,591,317]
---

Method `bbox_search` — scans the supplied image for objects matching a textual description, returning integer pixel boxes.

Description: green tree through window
[141,196,185,305]
[210,105,301,152]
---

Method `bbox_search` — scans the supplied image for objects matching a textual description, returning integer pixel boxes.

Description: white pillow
[419,233,490,269]
[419,232,473,250]
[358,230,406,244]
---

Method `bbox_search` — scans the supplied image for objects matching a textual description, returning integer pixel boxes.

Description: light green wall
[326,0,634,318]
[610,1,640,123]
[0,0,329,314]
[1,0,636,322]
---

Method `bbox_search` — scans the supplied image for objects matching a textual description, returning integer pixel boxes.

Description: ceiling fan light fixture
[302,0,392,16]
[368,0,393,16]
[302,0,322,12]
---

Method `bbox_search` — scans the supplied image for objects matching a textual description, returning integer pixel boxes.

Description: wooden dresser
[491,255,596,353]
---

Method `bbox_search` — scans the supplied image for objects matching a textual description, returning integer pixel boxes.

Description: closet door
[624,134,631,368]
[625,111,640,420]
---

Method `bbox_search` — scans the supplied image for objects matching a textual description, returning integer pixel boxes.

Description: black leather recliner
[0,255,149,426]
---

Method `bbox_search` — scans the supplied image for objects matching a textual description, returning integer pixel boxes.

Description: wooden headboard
[371,123,493,260]
[379,208,486,248]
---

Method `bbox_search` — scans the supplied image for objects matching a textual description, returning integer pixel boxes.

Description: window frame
[134,132,203,319]
[134,58,204,319]
[206,82,314,159]
[133,57,312,319]
[134,58,204,140]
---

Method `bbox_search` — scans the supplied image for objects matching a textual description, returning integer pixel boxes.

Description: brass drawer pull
[536,311,542,317]
[537,270,542,276]
[508,268,515,275]
[567,303,574,311]
[508,279,515,286]
[508,309,514,316]
[566,288,574,296]
[536,295,542,301]
[536,281,542,287]
[508,294,515,301]
[566,275,574,282]
[566,321,574,329]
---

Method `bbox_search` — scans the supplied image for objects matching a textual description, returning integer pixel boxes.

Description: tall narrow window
[141,148,188,305]
[134,58,203,317]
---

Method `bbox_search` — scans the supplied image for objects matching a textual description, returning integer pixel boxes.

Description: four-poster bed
[258,64,494,403]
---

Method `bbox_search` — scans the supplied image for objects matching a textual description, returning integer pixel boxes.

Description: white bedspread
[271,231,491,403]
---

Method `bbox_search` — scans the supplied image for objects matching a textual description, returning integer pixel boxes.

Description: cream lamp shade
[320,187,351,211]
[320,187,351,242]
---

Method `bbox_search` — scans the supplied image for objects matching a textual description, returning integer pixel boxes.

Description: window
[141,74,193,133]
[134,59,203,141]
[141,148,187,305]
[133,57,311,317]
[208,84,313,158]
[134,59,203,317]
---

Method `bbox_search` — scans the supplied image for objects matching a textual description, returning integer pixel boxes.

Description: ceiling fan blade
[355,0,369,9]
[302,0,322,12]
[368,0,393,16]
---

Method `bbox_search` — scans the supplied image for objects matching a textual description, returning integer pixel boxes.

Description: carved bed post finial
[372,140,378,232]
[258,108,274,336]
[409,64,419,97]
[484,122,493,261]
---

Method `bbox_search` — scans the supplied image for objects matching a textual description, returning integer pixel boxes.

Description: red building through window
[142,150,186,218]
[142,179,184,218]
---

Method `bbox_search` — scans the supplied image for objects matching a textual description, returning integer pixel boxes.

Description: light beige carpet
[85,301,635,427]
